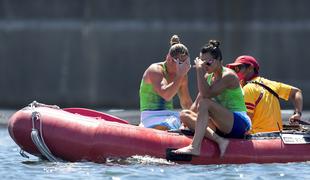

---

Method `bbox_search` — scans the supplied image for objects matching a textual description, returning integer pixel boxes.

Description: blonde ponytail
[170,35,181,46]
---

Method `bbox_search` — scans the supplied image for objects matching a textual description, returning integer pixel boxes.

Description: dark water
[1,109,310,180]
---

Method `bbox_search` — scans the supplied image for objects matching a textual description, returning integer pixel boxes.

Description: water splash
[106,155,176,166]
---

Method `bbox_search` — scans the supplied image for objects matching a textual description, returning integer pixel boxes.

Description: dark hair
[200,40,222,61]
[243,64,251,68]
[242,63,259,74]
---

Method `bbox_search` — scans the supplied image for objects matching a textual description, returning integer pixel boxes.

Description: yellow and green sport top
[243,76,292,134]
[139,64,173,111]
[207,67,247,112]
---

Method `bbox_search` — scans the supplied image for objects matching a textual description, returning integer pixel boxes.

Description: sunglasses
[205,59,215,66]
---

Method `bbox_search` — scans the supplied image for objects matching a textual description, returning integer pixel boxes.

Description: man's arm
[288,87,303,122]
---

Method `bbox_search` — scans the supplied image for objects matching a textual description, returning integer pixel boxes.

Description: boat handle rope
[30,111,60,162]
[19,149,29,159]
[29,100,60,109]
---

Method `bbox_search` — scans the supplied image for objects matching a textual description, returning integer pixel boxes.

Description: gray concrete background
[0,0,309,109]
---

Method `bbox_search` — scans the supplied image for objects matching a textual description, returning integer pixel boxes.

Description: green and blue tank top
[139,63,174,111]
[207,67,247,112]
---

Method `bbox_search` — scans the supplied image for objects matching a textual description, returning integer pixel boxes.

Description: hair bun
[209,40,220,48]
[200,39,222,61]
[170,35,181,46]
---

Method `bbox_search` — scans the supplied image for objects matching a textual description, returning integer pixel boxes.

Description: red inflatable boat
[8,102,310,165]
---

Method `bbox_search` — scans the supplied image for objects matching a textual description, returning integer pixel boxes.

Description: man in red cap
[227,55,303,134]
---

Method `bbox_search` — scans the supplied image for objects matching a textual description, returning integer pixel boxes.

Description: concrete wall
[0,0,309,109]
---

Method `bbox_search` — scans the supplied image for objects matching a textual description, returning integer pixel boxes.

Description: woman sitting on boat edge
[174,40,251,157]
[139,35,193,131]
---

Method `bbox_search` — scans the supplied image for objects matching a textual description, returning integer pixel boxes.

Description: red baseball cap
[226,55,260,71]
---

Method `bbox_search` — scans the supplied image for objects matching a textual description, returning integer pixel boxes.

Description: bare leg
[177,99,231,156]
[174,99,210,155]
[180,110,229,157]
[180,110,197,130]
[203,98,234,156]
[205,127,229,157]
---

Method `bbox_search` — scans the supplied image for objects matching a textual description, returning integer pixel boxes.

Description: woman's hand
[194,57,207,76]
[176,57,191,77]
[194,57,204,69]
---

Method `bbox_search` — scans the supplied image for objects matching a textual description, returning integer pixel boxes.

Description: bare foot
[218,138,229,157]
[173,145,200,156]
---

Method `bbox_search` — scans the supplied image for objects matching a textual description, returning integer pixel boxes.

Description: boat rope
[19,149,29,159]
[30,110,60,162]
[29,100,60,109]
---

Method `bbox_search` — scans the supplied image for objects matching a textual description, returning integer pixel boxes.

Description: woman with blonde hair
[139,35,193,130]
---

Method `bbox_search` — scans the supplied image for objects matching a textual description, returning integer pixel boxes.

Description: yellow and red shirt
[243,77,292,134]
